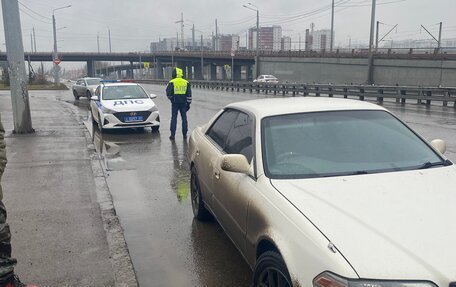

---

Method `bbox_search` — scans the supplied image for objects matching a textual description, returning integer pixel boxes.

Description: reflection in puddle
[171,141,190,202]
[190,219,252,286]
[90,123,160,171]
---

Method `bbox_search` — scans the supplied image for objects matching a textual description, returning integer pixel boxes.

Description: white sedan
[90,82,160,131]
[188,97,455,287]
[253,74,279,84]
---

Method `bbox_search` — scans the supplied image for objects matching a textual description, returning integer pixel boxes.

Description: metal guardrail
[138,80,456,107]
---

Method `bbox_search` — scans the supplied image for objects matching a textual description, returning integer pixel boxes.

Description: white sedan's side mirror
[150,94,157,99]
[91,95,98,101]
[431,139,446,154]
[220,154,250,174]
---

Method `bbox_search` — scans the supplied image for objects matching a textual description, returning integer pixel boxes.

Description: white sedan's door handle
[196,150,200,156]
[214,169,220,180]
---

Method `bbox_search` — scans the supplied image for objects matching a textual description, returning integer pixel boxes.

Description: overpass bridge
[1,49,455,85]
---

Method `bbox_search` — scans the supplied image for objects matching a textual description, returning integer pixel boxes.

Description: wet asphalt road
[68,84,456,287]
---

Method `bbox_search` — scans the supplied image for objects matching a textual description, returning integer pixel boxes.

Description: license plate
[124,116,143,122]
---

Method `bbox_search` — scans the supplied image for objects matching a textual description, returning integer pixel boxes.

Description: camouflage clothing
[0,114,16,281]
[0,113,6,199]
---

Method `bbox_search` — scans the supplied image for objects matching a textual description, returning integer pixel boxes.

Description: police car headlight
[148,105,158,113]
[100,105,115,114]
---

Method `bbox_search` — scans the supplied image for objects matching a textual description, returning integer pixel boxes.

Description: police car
[90,81,160,131]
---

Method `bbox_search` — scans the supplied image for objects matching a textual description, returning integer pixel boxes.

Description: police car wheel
[73,90,79,100]
[90,110,97,124]
[151,126,159,132]
[97,113,103,131]
[190,166,211,221]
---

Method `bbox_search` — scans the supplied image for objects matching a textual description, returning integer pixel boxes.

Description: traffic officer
[0,114,37,287]
[166,67,192,140]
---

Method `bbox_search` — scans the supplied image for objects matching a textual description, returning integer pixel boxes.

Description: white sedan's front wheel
[190,166,211,221]
[253,251,292,287]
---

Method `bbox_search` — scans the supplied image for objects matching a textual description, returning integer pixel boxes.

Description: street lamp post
[243,3,260,78]
[52,5,71,85]
[367,0,376,84]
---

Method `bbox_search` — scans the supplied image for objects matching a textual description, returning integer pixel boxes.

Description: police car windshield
[102,85,149,100]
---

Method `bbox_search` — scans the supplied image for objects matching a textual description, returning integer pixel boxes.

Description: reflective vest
[170,78,188,95]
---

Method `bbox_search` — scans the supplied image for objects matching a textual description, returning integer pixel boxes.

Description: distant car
[253,74,279,84]
[90,82,160,131]
[72,77,103,99]
[188,97,455,287]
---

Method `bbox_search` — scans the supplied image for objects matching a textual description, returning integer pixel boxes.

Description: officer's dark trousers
[170,103,188,137]
[0,201,16,283]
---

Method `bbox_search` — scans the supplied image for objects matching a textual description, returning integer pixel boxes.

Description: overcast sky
[1,0,455,69]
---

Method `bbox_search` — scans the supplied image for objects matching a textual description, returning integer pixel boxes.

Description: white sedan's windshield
[86,79,102,85]
[262,110,444,179]
[102,85,149,100]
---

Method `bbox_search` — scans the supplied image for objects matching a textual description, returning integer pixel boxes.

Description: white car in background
[72,77,103,99]
[253,74,279,84]
[188,97,455,287]
[90,82,160,131]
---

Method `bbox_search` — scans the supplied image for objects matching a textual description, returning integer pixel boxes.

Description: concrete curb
[65,101,139,287]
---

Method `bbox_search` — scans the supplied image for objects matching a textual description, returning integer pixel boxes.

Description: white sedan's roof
[226,97,386,119]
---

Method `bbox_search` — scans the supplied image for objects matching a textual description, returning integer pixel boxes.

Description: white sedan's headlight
[314,272,437,287]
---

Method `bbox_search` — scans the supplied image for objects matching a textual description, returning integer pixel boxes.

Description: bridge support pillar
[127,61,134,78]
[234,65,242,81]
[186,64,193,80]
[247,65,253,81]
[117,70,122,79]
[156,61,164,79]
[87,60,95,77]
[221,67,227,80]
[210,64,217,81]
[194,63,203,80]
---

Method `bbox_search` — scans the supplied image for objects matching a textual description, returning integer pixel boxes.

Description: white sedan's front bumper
[100,111,160,129]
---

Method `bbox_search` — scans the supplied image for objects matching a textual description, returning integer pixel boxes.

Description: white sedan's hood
[271,166,456,284]
[102,98,155,112]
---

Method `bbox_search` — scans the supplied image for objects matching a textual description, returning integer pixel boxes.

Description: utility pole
[181,12,184,49]
[1,0,33,133]
[421,23,442,52]
[438,22,442,50]
[52,13,58,84]
[192,24,195,50]
[200,34,204,80]
[256,8,259,77]
[299,34,301,50]
[52,5,70,86]
[33,27,37,52]
[215,18,218,51]
[330,0,334,52]
[30,33,33,52]
[108,28,112,53]
[367,0,376,84]
[375,21,379,51]
[176,32,179,49]
[243,4,260,77]
[97,33,100,53]
[378,23,398,49]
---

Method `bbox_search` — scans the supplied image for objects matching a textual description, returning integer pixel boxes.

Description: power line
[18,1,51,20]
[19,8,51,24]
